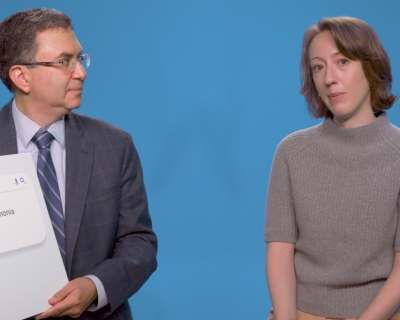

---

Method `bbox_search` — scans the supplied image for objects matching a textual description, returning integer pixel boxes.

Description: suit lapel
[0,102,94,276]
[0,100,18,155]
[64,112,94,275]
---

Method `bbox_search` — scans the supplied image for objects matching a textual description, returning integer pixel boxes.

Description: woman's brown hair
[300,16,397,119]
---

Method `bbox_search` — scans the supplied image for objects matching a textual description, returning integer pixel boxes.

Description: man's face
[27,28,87,117]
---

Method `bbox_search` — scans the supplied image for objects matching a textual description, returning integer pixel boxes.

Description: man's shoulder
[67,111,130,138]
[0,99,13,115]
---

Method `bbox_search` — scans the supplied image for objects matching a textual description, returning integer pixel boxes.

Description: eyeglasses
[19,54,90,72]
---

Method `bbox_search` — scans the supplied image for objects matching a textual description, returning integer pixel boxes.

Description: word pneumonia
[0,209,15,217]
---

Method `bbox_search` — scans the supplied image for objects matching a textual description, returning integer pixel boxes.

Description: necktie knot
[32,130,55,149]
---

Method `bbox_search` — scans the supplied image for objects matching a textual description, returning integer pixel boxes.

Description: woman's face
[309,31,374,127]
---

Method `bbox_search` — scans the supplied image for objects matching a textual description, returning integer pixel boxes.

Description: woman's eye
[312,65,322,72]
[338,59,349,65]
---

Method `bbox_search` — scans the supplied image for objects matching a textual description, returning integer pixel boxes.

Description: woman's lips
[328,92,345,100]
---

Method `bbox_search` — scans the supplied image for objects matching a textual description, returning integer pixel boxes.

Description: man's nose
[71,60,87,80]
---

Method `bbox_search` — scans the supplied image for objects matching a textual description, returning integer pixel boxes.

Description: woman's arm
[358,252,400,320]
[266,242,297,320]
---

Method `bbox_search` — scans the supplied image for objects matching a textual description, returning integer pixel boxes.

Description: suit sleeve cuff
[83,275,109,311]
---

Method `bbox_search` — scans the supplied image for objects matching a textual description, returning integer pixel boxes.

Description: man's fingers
[35,294,82,319]
[35,300,68,319]
[48,282,73,305]
[34,278,97,319]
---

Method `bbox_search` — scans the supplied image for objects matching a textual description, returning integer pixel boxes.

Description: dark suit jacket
[0,101,157,320]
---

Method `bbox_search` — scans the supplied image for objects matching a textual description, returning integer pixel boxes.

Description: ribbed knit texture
[265,112,400,318]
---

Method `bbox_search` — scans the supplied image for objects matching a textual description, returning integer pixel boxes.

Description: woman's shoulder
[379,115,400,156]
[385,118,400,136]
[276,123,323,155]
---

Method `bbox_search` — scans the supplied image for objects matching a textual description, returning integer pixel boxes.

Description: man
[0,8,157,319]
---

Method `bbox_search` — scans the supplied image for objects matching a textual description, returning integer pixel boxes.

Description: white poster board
[0,153,68,319]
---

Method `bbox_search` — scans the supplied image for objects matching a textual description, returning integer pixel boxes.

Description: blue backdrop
[1,1,400,319]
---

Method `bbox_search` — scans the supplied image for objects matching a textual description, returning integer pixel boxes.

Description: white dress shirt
[12,100,108,311]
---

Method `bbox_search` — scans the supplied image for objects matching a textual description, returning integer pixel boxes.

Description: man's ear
[9,65,31,93]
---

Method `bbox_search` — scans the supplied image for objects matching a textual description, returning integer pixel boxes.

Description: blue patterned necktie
[32,129,66,268]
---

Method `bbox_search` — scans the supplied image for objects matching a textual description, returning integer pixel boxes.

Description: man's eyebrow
[54,50,84,60]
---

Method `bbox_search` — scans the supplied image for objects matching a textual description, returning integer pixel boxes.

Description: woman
[265,16,400,319]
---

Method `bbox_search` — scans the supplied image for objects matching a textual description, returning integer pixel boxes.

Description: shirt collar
[12,99,65,148]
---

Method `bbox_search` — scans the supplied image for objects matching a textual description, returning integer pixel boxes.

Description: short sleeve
[264,143,298,243]
[394,194,400,252]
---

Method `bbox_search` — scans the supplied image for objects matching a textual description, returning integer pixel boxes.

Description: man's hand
[35,277,98,319]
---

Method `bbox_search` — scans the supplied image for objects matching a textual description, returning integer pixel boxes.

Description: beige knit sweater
[265,112,400,318]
